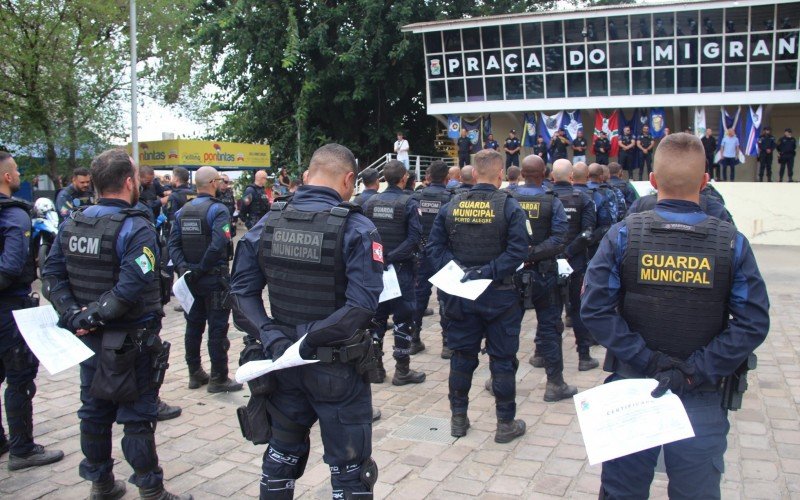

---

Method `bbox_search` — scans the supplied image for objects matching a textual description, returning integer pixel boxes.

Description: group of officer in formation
[0,129,770,499]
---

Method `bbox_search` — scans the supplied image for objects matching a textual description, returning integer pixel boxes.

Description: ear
[700,173,709,192]
[649,172,658,190]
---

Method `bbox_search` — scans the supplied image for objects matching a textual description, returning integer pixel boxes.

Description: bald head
[588,163,604,182]
[448,166,461,182]
[521,155,546,184]
[306,143,358,200]
[572,162,589,183]
[552,160,573,183]
[461,165,475,183]
[254,170,268,186]
[195,166,217,188]
[471,150,504,187]
[653,133,707,201]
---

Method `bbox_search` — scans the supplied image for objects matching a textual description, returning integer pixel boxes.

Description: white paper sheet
[12,305,95,375]
[172,273,195,312]
[379,265,402,303]
[574,378,695,465]
[557,258,574,277]
[235,334,319,384]
[429,260,492,301]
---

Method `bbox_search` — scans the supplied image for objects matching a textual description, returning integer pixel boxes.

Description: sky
[127,94,211,143]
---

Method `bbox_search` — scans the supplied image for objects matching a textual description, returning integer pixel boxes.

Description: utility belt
[491,275,516,290]
[603,352,731,398]
[513,260,556,309]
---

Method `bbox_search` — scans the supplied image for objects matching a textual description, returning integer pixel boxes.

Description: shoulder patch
[372,241,384,264]
[142,247,156,269]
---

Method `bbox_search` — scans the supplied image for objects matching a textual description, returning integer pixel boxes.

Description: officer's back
[353,167,380,207]
[165,167,196,221]
[628,192,733,224]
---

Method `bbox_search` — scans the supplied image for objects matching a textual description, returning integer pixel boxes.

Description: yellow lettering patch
[519,201,540,219]
[142,247,156,269]
[638,251,714,288]
[452,200,495,224]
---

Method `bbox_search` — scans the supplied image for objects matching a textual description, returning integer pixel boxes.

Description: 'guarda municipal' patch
[271,228,323,263]
[451,200,494,224]
[637,251,714,288]
[518,201,540,219]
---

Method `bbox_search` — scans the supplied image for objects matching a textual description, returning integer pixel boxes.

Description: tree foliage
[193,0,556,173]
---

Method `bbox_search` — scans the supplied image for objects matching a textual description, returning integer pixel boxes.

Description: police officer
[452,165,476,195]
[169,166,242,393]
[446,166,461,189]
[601,165,627,222]
[504,129,521,169]
[0,152,64,470]
[548,159,598,371]
[628,190,733,224]
[364,160,426,385]
[702,128,718,180]
[217,173,238,238]
[618,126,636,177]
[778,128,796,182]
[484,134,499,151]
[579,164,616,258]
[457,129,472,168]
[353,168,380,206]
[427,149,528,443]
[572,129,588,164]
[607,162,636,208]
[42,149,188,500]
[593,131,610,165]
[165,167,197,223]
[411,161,452,359]
[239,169,270,229]
[581,133,770,499]
[504,166,521,193]
[506,155,577,402]
[637,125,655,181]
[549,128,569,162]
[56,167,95,222]
[138,165,169,220]
[533,135,548,165]
[229,144,381,499]
[757,126,776,182]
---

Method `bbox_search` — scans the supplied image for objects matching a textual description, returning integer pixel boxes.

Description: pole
[130,0,139,161]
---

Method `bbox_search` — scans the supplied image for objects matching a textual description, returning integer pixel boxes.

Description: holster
[721,354,757,411]
[89,330,139,403]
[314,329,375,375]
[513,268,550,310]
[148,335,170,390]
[237,394,310,446]
[159,269,173,305]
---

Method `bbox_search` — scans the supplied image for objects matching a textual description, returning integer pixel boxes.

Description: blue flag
[563,111,583,142]
[462,118,482,153]
[649,108,667,138]
[538,111,564,145]
[744,105,763,156]
[522,113,537,147]
[483,114,492,140]
[447,115,461,140]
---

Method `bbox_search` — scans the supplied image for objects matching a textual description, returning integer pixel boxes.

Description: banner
[693,108,706,138]
[649,108,667,139]
[538,111,565,145]
[563,110,583,142]
[594,110,620,157]
[744,105,763,157]
[462,118,483,153]
[128,139,271,169]
[522,113,537,147]
[483,114,492,140]
[447,115,461,139]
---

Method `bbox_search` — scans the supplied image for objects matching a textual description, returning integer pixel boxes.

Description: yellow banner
[127,140,271,169]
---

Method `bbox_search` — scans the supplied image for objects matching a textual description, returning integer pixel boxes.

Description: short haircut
[608,162,622,175]
[521,155,545,180]
[308,143,358,178]
[360,167,380,185]
[0,152,14,174]
[506,166,521,181]
[0,151,12,164]
[383,160,407,185]
[91,149,135,195]
[472,149,503,178]
[73,167,90,178]
[404,171,416,190]
[428,161,449,183]
[173,166,190,183]
[461,165,475,183]
[654,133,706,196]
[140,165,155,176]
[588,163,604,180]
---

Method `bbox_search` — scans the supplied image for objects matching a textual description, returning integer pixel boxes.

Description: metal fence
[357,154,455,190]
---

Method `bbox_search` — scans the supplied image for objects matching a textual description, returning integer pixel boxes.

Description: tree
[193,0,556,173]
[0,0,196,183]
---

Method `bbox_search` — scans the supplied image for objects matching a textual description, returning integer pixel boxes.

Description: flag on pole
[744,105,763,157]
[693,108,707,138]
[462,118,483,153]
[649,108,667,138]
[594,110,620,157]
[563,110,583,142]
[538,111,565,144]
[483,114,492,140]
[522,113,538,147]
[447,115,461,139]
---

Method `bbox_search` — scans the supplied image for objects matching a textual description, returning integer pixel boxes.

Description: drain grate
[390,415,458,445]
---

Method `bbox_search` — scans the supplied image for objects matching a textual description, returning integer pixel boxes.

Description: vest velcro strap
[329,206,351,218]
[271,201,287,212]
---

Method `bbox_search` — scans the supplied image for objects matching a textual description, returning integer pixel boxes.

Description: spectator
[457,129,471,167]
[701,128,718,180]
[395,132,411,170]
[278,167,291,194]
[719,128,741,181]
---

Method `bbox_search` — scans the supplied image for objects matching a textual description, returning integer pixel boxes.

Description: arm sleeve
[229,221,275,341]
[167,213,187,271]
[485,198,529,280]
[113,219,160,303]
[531,198,566,261]
[387,199,422,264]
[0,208,31,278]
[565,196,597,259]
[199,205,232,271]
[425,206,455,272]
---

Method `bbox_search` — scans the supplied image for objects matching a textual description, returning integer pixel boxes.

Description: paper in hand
[172,273,195,312]
[429,260,492,301]
[379,265,402,303]
[235,334,319,384]
[12,305,95,375]
[557,259,574,277]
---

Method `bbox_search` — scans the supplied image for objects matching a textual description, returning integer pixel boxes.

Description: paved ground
[0,244,797,499]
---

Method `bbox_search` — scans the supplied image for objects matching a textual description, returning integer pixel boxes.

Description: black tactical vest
[246,185,270,222]
[60,207,162,320]
[632,194,711,215]
[557,189,585,243]
[412,187,451,238]
[179,198,217,264]
[66,185,95,208]
[172,186,198,215]
[364,193,410,254]
[0,198,36,289]
[620,211,735,360]
[452,183,474,196]
[514,191,554,246]
[258,202,354,327]
[444,190,508,267]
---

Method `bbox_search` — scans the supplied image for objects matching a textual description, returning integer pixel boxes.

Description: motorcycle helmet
[34,198,56,218]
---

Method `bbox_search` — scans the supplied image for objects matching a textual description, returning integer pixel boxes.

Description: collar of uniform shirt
[97,198,134,207]
[293,185,343,207]
[655,199,705,214]
[472,183,499,190]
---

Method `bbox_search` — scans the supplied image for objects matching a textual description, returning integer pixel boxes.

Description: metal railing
[357,154,456,190]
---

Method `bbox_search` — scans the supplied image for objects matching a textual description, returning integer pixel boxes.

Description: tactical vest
[60,207,162,320]
[258,202,354,327]
[139,183,160,216]
[620,211,735,360]
[67,185,95,208]
[412,187,451,238]
[179,198,216,264]
[246,185,270,222]
[591,186,619,222]
[0,198,36,289]
[364,193,410,254]
[640,134,653,150]
[514,191,554,246]
[172,187,198,213]
[452,184,474,196]
[444,190,508,267]
[632,194,712,217]
[557,189,585,243]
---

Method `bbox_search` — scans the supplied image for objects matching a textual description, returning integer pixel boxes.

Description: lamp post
[130,0,138,161]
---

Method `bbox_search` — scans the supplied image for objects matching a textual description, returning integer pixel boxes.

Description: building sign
[126,139,271,169]
[409,1,800,112]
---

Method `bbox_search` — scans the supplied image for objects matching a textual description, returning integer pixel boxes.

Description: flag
[719,106,743,150]
[693,108,706,138]
[462,117,482,153]
[538,111,565,144]
[563,110,583,142]
[594,110,620,157]
[744,105,763,157]
[649,108,667,139]
[447,115,461,140]
[522,113,537,147]
[483,114,492,140]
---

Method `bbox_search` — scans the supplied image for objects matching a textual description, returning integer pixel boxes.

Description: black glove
[645,351,677,377]
[268,338,293,361]
[58,305,82,331]
[68,303,104,332]
[261,326,296,359]
[651,366,697,398]
[460,266,485,282]
[183,270,200,293]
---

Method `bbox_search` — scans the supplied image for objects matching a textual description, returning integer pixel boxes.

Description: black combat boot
[156,399,182,421]
[544,373,578,402]
[391,358,426,386]
[578,352,599,372]
[187,367,209,389]
[423,307,434,316]
[207,373,243,393]
[410,323,426,355]
[450,413,470,437]
[138,484,193,500]
[495,419,526,443]
[369,341,386,384]
[8,444,64,471]
[89,476,126,500]
[529,351,544,368]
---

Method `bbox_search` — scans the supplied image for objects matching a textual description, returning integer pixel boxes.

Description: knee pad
[265,443,309,479]
[10,380,37,400]
[360,458,378,491]
[452,351,479,370]
[121,422,158,475]
[331,458,378,499]
[489,356,516,375]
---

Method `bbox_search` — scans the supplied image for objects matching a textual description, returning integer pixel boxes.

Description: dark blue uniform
[504,137,521,168]
[164,184,196,222]
[43,199,166,490]
[581,200,770,499]
[229,185,382,498]
[352,188,378,207]
[139,178,167,219]
[485,140,499,151]
[56,184,95,222]
[608,176,637,207]
[628,193,733,224]
[757,133,776,182]
[168,194,234,381]
[576,182,614,258]
[778,135,796,181]
[427,184,528,423]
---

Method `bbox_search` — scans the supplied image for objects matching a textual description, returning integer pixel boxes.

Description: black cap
[786,128,793,133]
[599,130,607,135]
[509,129,516,133]
[360,168,379,184]
[764,126,771,131]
